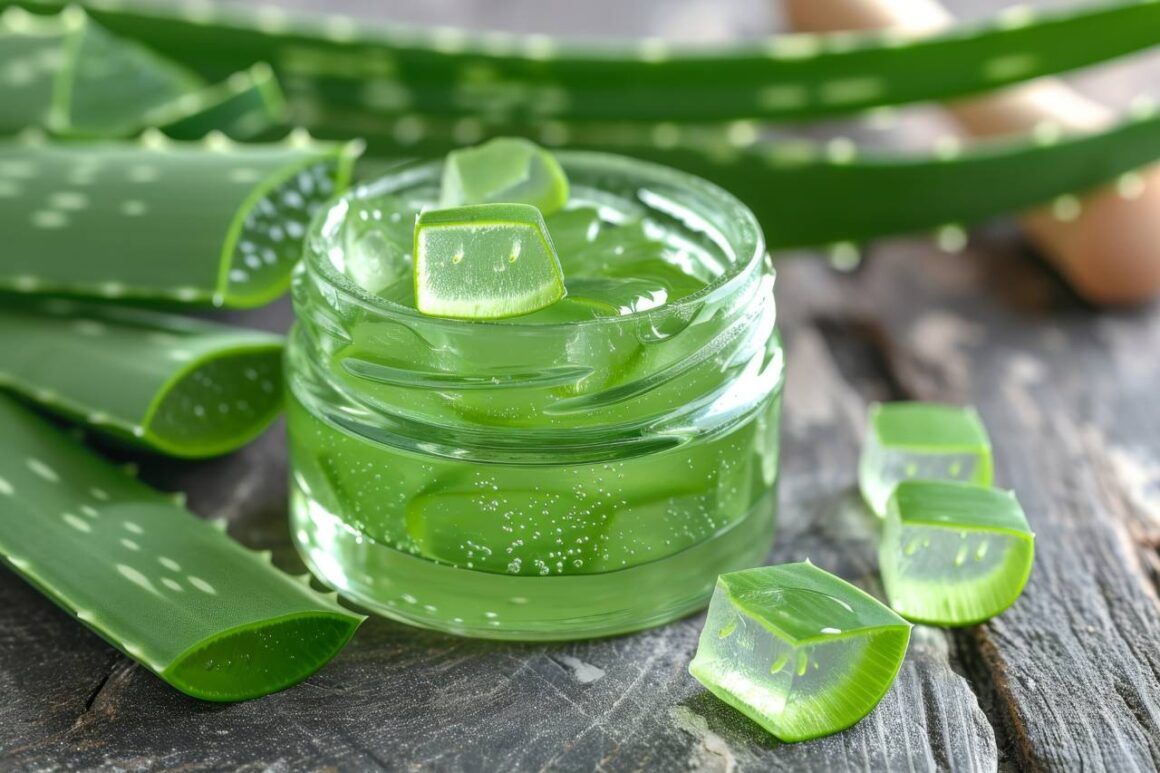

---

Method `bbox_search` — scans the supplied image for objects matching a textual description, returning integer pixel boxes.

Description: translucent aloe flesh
[0,298,284,458]
[11,0,1160,123]
[689,561,911,742]
[0,135,361,307]
[860,402,993,517]
[0,394,364,701]
[440,137,570,216]
[413,203,566,319]
[881,480,1035,627]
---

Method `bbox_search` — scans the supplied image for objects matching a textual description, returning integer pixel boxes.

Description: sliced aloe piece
[51,7,203,137]
[0,393,363,702]
[689,561,911,743]
[440,137,569,216]
[149,62,287,141]
[859,402,993,517]
[0,134,361,308]
[881,480,1035,626]
[413,203,566,319]
[0,298,283,458]
[0,5,75,133]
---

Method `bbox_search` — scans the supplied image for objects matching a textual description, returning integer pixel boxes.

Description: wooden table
[5,1,1160,770]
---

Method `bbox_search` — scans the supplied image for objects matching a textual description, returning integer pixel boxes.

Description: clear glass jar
[286,151,783,640]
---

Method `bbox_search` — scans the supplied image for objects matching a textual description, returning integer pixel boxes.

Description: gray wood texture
[4,0,1160,769]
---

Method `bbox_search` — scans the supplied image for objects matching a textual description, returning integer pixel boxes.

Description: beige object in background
[785,0,1160,304]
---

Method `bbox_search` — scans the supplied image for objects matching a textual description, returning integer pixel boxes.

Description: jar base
[291,484,777,641]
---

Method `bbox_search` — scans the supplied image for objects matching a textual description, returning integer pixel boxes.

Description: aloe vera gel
[287,146,783,639]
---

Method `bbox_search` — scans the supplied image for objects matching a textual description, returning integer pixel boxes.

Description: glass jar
[286,150,783,640]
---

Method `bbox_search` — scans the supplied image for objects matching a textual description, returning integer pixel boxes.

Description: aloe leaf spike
[0,133,362,307]
[18,0,1160,123]
[0,393,364,702]
[0,298,285,458]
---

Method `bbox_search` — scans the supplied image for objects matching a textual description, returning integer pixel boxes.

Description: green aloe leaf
[0,133,362,308]
[0,298,284,458]
[356,105,1160,249]
[0,4,75,133]
[0,393,364,702]
[689,561,911,742]
[881,480,1035,626]
[47,5,204,137]
[150,61,287,141]
[0,7,283,139]
[16,0,1160,122]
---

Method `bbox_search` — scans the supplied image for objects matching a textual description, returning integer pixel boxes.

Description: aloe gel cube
[689,562,911,743]
[880,480,1035,626]
[413,203,566,320]
[859,402,992,516]
[440,137,569,216]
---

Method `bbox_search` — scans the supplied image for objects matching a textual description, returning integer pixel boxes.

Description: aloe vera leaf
[0,134,362,308]
[45,6,206,138]
[13,0,1160,123]
[349,106,1160,249]
[150,62,287,140]
[0,393,364,701]
[0,5,74,132]
[0,298,284,458]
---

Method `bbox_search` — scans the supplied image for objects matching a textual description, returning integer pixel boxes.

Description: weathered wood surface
[4,0,1160,770]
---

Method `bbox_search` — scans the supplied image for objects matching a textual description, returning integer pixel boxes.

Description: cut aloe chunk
[413,203,566,320]
[440,137,569,217]
[689,561,911,743]
[881,480,1035,626]
[0,135,361,308]
[859,402,992,517]
[0,394,363,702]
[0,298,284,458]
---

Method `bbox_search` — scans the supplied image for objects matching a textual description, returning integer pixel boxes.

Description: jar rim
[304,149,767,330]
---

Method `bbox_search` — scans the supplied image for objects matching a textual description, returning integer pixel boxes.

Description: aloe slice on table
[0,393,364,702]
[859,402,993,517]
[881,480,1035,626]
[413,203,566,319]
[0,298,284,458]
[0,134,362,308]
[148,62,287,141]
[440,137,569,216]
[689,561,912,742]
[19,0,1160,123]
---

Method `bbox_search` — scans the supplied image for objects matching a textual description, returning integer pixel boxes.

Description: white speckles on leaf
[27,458,59,483]
[31,210,67,228]
[188,576,216,594]
[121,200,147,216]
[63,513,91,533]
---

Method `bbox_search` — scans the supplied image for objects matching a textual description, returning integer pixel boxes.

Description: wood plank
[789,236,1160,770]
